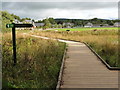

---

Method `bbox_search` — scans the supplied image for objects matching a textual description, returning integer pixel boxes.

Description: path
[26,34,119,89]
[60,41,119,89]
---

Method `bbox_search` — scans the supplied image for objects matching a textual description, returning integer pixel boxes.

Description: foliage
[48,18,56,24]
[1,11,14,32]
[43,18,52,29]
[20,17,31,22]
[11,14,21,21]
[36,17,120,29]
[1,10,120,32]
[1,11,33,33]
[55,18,120,27]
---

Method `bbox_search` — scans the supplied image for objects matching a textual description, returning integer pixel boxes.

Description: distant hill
[54,18,120,27]
[55,18,84,21]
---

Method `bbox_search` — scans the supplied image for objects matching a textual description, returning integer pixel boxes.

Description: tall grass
[2,32,66,88]
[30,30,119,67]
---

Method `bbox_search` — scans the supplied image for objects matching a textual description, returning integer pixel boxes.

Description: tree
[48,18,56,24]
[43,18,52,29]
[32,19,35,22]
[20,18,26,22]
[2,11,14,21]
[2,11,14,32]
[54,24,58,28]
[37,20,43,23]
[58,24,62,28]
[25,17,31,20]
[107,20,114,26]
[20,17,31,22]
[11,14,20,21]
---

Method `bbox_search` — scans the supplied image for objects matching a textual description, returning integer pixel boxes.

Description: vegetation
[36,18,120,29]
[1,11,14,32]
[1,10,120,31]
[43,18,52,30]
[1,11,32,33]
[52,27,118,31]
[30,29,119,67]
[59,18,120,26]
[2,32,66,88]
[2,11,119,89]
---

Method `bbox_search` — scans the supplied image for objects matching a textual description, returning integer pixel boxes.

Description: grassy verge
[30,30,119,67]
[2,32,66,88]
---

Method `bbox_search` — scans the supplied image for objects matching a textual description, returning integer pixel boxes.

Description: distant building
[34,23,45,27]
[114,22,120,27]
[63,22,74,28]
[14,19,33,24]
[13,19,22,24]
[14,19,35,30]
[92,24,101,27]
[84,22,93,27]
[102,24,110,27]
[23,20,33,24]
[73,26,82,28]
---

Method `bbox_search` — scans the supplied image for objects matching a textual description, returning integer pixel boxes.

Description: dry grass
[30,30,119,67]
[2,32,66,88]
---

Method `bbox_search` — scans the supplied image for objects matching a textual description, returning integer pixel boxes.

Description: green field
[52,27,118,31]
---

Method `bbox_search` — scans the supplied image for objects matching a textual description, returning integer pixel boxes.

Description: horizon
[1,10,119,21]
[2,10,119,21]
[2,2,119,20]
[35,17,119,21]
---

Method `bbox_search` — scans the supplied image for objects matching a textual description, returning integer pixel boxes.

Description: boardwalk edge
[56,46,67,90]
[84,42,120,70]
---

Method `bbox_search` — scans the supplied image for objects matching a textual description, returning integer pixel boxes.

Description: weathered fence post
[12,23,17,65]
[6,23,33,65]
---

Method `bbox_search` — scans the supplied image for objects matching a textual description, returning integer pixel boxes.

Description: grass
[30,29,119,67]
[2,32,66,88]
[51,27,118,31]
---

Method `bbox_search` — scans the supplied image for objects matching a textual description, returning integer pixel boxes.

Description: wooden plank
[60,42,118,88]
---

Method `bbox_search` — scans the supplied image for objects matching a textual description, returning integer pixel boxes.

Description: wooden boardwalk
[59,41,119,89]
[28,34,119,89]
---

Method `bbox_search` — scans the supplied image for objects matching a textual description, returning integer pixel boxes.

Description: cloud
[2,0,120,2]
[3,2,117,10]
[2,2,118,20]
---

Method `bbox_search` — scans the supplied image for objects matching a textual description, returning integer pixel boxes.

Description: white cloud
[2,2,118,20]
[30,8,118,20]
[2,0,120,2]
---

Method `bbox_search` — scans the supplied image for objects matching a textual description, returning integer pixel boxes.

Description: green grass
[2,32,66,88]
[51,27,118,31]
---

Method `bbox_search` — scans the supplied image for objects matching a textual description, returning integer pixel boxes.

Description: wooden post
[12,23,17,65]
[6,23,33,65]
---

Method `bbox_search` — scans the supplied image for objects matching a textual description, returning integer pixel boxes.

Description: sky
[1,0,119,20]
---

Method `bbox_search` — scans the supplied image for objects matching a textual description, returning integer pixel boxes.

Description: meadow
[2,32,66,88]
[2,27,119,88]
[30,28,119,67]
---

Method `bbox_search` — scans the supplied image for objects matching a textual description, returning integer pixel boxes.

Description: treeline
[1,11,32,32]
[1,10,120,32]
[36,18,120,28]
[36,18,63,29]
[55,18,116,26]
